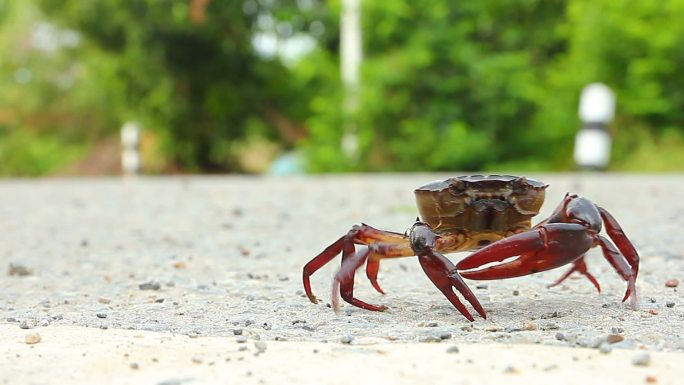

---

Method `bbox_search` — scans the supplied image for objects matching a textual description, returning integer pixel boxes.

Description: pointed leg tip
[332,299,342,314]
[370,280,386,295]
[307,294,318,304]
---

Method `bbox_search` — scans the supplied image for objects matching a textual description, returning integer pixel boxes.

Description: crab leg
[332,247,388,311]
[547,256,602,293]
[597,235,638,305]
[598,206,640,282]
[365,242,414,294]
[365,258,383,294]
[332,241,414,310]
[302,224,408,305]
[456,223,594,280]
[303,235,345,303]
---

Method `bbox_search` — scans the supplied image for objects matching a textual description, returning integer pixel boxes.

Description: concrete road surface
[1,174,683,384]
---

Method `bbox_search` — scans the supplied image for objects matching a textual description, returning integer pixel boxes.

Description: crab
[302,175,640,321]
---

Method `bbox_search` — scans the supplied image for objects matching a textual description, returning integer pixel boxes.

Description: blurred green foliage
[0,0,683,175]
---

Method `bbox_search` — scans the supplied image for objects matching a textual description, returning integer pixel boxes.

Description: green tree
[36,0,334,172]
[305,0,684,171]
[0,1,111,175]
[306,0,570,171]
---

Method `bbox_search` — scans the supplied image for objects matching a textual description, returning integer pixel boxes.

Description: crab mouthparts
[471,194,510,212]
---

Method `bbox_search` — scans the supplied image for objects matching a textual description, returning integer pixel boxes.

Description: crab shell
[414,175,548,249]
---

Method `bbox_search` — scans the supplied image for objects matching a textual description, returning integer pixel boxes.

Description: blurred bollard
[120,122,141,176]
[574,83,615,170]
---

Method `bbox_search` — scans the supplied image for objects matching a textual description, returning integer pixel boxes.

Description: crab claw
[457,223,594,280]
[410,221,485,321]
[418,250,486,321]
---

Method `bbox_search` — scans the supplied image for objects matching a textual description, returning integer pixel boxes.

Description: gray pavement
[1,174,683,384]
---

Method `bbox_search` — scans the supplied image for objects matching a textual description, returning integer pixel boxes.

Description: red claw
[418,250,485,321]
[457,223,594,280]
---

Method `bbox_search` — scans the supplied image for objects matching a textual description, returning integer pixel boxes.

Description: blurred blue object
[268,152,306,175]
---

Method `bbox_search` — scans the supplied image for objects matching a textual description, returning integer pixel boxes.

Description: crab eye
[511,177,530,193]
[448,179,467,196]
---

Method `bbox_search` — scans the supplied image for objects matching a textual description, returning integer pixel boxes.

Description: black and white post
[574,83,615,170]
[120,122,141,176]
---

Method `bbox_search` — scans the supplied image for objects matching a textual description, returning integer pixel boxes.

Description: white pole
[340,0,362,160]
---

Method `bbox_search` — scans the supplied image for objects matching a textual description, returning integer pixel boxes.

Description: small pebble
[19,321,32,330]
[139,281,161,291]
[9,263,32,276]
[98,297,111,304]
[236,336,248,343]
[607,334,624,344]
[25,333,41,344]
[645,374,658,383]
[632,352,651,366]
[665,279,679,288]
[599,343,612,354]
[340,336,353,344]
[666,301,675,308]
[522,320,537,331]
[648,309,659,316]
[446,345,460,354]
[238,346,248,352]
[191,356,203,364]
[419,335,442,343]
[541,323,560,331]
[130,363,139,370]
[503,365,520,374]
[512,290,519,296]
[96,313,108,319]
[172,261,187,269]
[233,329,243,335]
[476,284,488,290]
[555,332,565,341]
[254,341,267,352]
[541,311,560,319]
